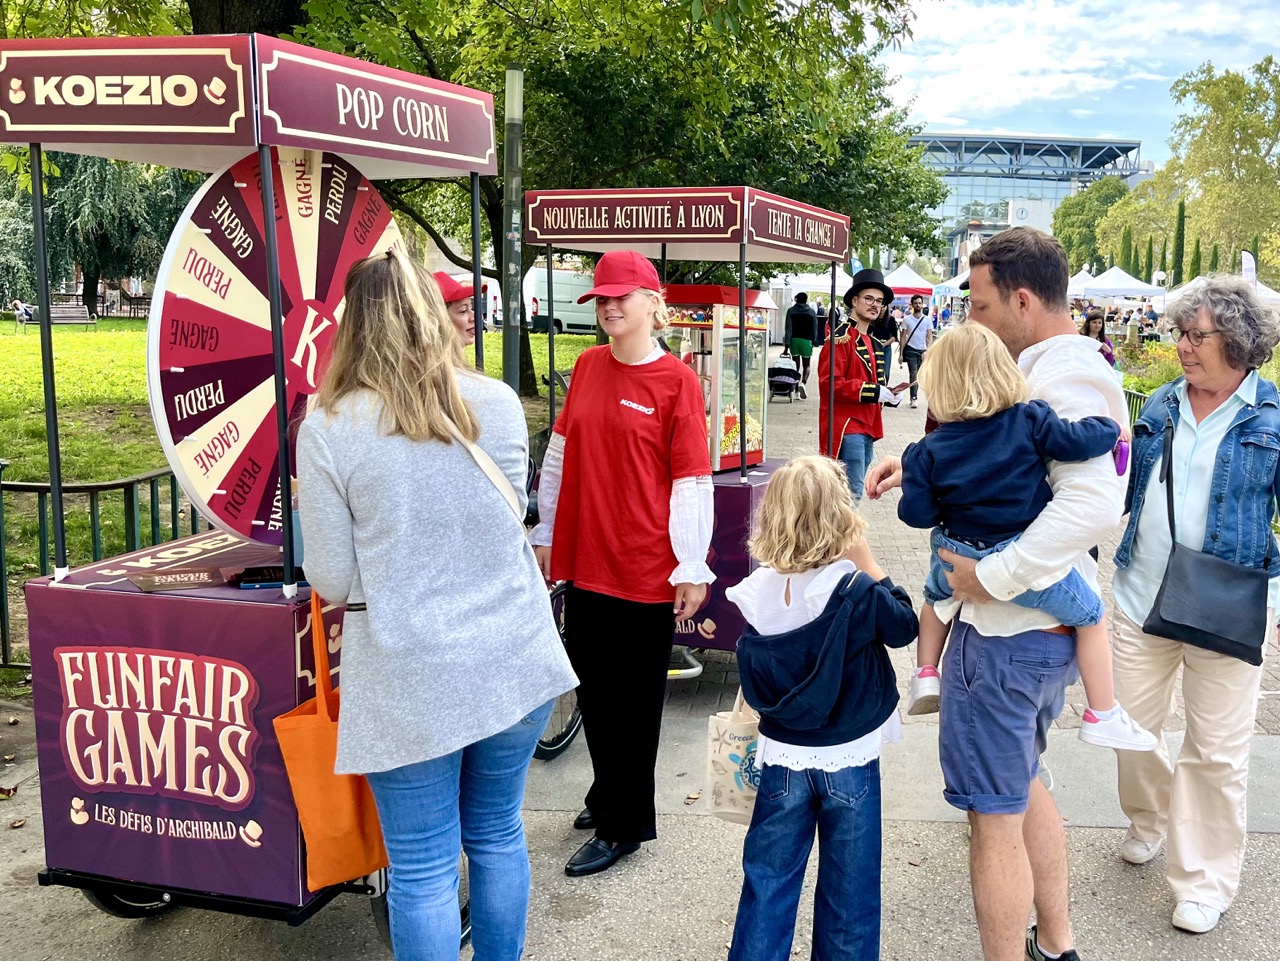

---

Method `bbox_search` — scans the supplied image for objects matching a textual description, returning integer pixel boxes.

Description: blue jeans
[925,528,1104,626]
[729,760,882,961]
[838,434,876,503]
[366,700,553,961]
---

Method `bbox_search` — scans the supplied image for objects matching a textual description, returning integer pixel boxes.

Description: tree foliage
[1188,236,1201,280]
[1171,199,1186,287]
[1209,243,1220,273]
[2,0,188,37]
[1143,235,1154,283]
[1050,176,1128,273]
[1120,225,1133,276]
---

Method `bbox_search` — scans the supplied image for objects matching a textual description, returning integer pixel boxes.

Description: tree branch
[382,192,498,280]
[404,28,442,80]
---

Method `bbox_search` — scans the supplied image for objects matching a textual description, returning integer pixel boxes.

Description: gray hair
[1166,274,1280,371]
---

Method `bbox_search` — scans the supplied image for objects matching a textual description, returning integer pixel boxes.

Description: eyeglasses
[857,295,884,307]
[1170,327,1222,347]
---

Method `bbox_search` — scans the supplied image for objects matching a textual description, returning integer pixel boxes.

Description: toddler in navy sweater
[899,323,1155,752]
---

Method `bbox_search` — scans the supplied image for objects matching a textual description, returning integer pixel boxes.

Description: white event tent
[1164,275,1280,307]
[935,269,968,298]
[1079,266,1164,299]
[883,263,935,298]
[1067,268,1094,298]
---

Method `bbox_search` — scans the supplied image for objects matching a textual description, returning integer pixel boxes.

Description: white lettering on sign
[56,648,258,808]
[289,306,332,389]
[209,196,254,258]
[392,95,450,142]
[335,82,384,131]
[541,205,610,231]
[690,204,725,228]
[614,205,673,230]
[31,74,199,107]
[173,380,225,423]
[324,163,348,225]
[180,247,232,299]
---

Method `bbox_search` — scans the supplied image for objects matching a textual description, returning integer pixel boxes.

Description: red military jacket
[817,322,883,456]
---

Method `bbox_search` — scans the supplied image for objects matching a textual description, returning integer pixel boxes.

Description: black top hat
[843,268,895,309]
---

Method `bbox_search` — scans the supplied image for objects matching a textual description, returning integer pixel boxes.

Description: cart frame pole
[546,244,556,425]
[471,173,484,370]
[660,244,667,286]
[29,143,68,578]
[828,262,837,457]
[256,144,297,597]
[738,242,748,484]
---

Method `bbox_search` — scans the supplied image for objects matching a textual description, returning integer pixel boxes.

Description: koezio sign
[525,187,851,264]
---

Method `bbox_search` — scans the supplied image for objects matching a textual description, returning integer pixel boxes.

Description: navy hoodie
[736,572,918,747]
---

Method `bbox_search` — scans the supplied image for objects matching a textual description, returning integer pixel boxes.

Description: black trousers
[903,346,926,401]
[563,584,675,843]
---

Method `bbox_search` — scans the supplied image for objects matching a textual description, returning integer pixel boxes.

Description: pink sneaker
[907,666,941,715]
[1079,706,1157,751]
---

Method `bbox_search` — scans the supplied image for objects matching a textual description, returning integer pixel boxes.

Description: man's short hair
[910,294,924,304]
[968,227,1068,312]
[795,291,808,304]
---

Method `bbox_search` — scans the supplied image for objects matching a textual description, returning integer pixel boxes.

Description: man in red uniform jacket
[819,268,902,499]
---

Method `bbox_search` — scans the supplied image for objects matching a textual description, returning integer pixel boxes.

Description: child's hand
[1119,426,1132,444]
[845,539,887,581]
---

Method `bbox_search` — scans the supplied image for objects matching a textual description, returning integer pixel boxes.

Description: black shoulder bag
[1142,417,1271,665]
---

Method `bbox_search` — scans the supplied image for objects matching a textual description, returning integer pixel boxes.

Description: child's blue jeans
[729,759,882,961]
[926,527,1105,626]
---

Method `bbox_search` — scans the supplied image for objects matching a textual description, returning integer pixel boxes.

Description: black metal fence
[0,463,200,670]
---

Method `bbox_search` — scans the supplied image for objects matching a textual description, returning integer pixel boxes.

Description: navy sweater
[737,573,918,747]
[899,400,1119,542]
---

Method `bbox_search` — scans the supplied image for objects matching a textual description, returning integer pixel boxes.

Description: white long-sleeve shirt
[967,335,1127,637]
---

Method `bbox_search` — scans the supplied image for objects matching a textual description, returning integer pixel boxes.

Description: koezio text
[55,647,261,810]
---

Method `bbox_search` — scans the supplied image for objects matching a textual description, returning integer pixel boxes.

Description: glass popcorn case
[664,285,774,472]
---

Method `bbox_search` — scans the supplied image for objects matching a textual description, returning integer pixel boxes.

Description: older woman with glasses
[1111,275,1280,935]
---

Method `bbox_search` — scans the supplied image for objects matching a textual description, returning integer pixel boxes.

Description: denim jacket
[1113,377,1280,572]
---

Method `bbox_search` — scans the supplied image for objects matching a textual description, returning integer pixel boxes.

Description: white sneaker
[1172,900,1221,933]
[1120,831,1164,864]
[910,400,918,408]
[906,667,941,716]
[798,383,807,399]
[1077,706,1158,751]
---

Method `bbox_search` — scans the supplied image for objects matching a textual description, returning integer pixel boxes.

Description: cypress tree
[1107,251,1115,270]
[1171,200,1186,286]
[1144,235,1154,282]
[1209,244,1220,273]
[872,248,881,270]
[1120,226,1133,276]
[1189,237,1202,279]
[1253,234,1261,262]
[1159,237,1168,275]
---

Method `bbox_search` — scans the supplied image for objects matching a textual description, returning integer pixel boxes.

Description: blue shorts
[939,621,1079,814]
[925,528,1104,627]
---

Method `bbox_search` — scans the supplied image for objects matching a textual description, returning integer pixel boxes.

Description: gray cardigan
[297,372,577,774]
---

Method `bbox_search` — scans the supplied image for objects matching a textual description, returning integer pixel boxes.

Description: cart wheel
[370,857,470,949]
[534,583,582,762]
[82,887,176,918]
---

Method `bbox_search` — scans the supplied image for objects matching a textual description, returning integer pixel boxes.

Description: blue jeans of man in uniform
[366,700,553,961]
[728,760,882,961]
[838,433,875,502]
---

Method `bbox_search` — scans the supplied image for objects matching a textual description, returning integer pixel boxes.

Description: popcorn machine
[664,285,775,472]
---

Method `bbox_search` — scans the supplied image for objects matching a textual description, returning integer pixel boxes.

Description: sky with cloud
[882,0,1275,165]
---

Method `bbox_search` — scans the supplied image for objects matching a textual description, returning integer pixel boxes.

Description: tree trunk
[186,0,307,35]
[82,268,100,318]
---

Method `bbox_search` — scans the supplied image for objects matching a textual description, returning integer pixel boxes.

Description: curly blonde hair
[918,322,1028,423]
[749,455,867,574]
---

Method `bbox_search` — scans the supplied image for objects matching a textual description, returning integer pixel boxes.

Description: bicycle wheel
[534,582,582,761]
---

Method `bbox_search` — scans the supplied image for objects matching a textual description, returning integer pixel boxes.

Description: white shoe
[909,400,918,408]
[798,383,806,399]
[1172,900,1221,933]
[1120,831,1164,865]
[1036,755,1054,791]
[1077,706,1158,751]
[906,668,941,716]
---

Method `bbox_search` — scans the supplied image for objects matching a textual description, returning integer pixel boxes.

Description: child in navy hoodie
[898,322,1154,752]
[727,455,917,961]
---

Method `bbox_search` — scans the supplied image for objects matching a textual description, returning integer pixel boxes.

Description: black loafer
[572,808,595,830]
[564,837,639,877]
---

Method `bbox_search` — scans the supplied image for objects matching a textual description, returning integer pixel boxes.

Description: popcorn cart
[664,285,776,473]
[524,188,850,665]
[3,33,496,942]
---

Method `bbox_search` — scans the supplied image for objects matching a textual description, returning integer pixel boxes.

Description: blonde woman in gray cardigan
[297,250,577,961]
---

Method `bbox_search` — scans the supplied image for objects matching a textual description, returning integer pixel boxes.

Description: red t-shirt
[551,345,711,603]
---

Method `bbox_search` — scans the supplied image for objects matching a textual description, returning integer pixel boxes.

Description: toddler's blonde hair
[749,455,867,574]
[918,322,1028,423]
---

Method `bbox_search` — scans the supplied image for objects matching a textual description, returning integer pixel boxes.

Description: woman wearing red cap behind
[530,249,714,877]
[432,271,476,345]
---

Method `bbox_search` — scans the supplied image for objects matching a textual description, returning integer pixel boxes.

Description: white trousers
[1112,607,1268,911]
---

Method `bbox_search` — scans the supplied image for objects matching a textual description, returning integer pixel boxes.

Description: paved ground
[3,343,1280,960]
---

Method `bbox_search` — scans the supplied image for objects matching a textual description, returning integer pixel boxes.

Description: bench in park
[540,369,573,394]
[15,304,96,333]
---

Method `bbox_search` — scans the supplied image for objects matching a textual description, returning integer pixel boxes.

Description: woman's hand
[534,545,553,585]
[673,583,707,622]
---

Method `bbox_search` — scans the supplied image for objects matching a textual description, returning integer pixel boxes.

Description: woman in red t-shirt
[531,249,713,877]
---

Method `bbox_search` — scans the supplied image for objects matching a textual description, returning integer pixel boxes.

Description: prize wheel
[147,148,402,544]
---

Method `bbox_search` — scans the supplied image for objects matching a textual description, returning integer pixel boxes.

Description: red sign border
[525,187,747,245]
[746,189,851,262]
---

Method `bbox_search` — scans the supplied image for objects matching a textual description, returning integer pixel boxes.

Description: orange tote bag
[274,592,388,891]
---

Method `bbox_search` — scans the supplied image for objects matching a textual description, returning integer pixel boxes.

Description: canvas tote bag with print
[705,689,761,825]
[274,592,388,891]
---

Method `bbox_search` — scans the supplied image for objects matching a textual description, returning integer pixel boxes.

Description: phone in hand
[1113,440,1130,475]
[890,381,915,394]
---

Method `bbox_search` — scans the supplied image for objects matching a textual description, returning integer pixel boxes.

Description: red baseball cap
[432,271,474,304]
[577,250,661,303]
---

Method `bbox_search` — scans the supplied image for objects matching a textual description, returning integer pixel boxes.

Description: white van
[527,269,597,334]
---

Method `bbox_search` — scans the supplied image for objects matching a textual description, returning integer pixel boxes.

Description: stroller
[768,355,802,402]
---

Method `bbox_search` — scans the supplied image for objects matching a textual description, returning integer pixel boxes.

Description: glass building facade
[909,134,1142,276]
